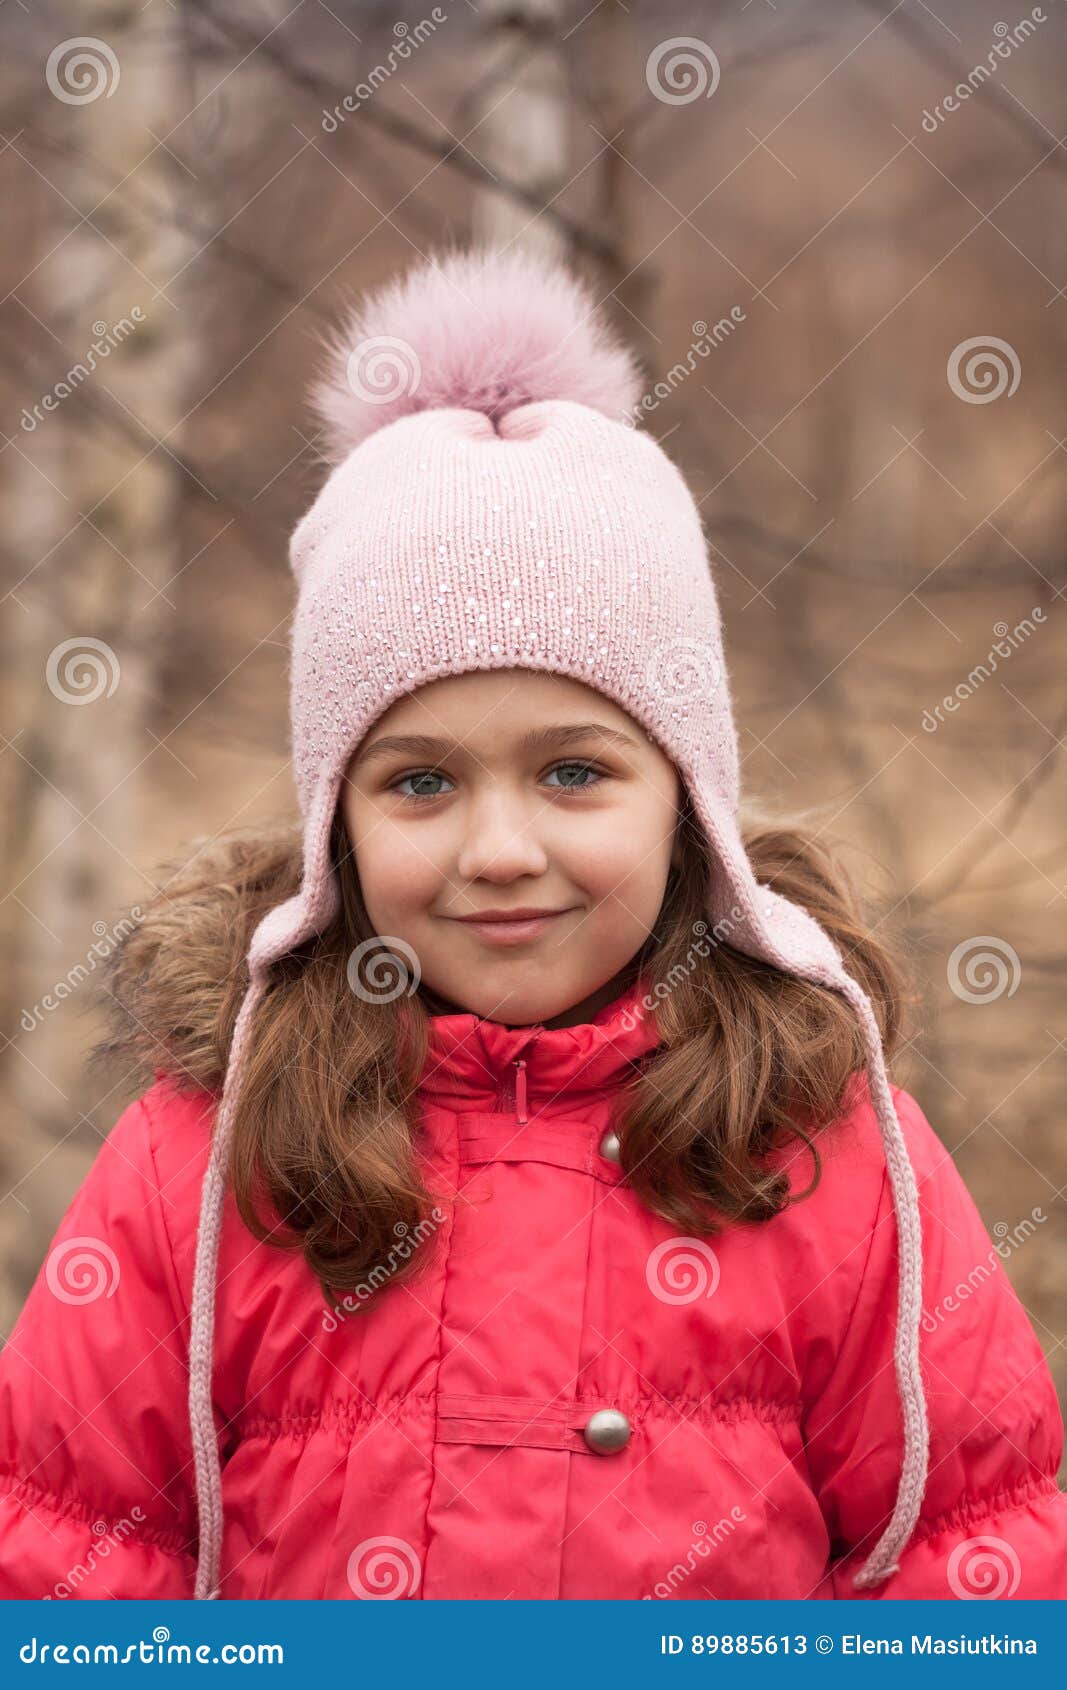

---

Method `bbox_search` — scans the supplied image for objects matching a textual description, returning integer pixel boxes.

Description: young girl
[1,248,1064,1603]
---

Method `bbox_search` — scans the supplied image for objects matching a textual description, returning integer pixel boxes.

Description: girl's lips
[452,910,573,947]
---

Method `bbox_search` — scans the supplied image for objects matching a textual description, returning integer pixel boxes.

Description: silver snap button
[582,1408,631,1453]
[598,1128,621,1163]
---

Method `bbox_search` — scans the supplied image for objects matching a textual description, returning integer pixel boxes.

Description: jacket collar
[417,974,661,1112]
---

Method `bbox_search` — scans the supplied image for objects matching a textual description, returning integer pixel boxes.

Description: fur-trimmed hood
[90,825,303,1096]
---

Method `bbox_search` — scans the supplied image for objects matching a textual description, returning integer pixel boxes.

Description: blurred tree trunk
[472,0,568,262]
[6,2,194,1202]
[580,0,657,375]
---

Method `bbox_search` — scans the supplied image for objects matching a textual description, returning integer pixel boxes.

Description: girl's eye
[389,761,605,805]
[392,769,454,803]
[543,760,603,793]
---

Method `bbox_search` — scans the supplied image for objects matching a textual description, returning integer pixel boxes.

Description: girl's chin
[416,982,466,1017]
[417,978,568,1028]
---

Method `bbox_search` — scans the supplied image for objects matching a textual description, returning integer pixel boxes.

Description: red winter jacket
[1,979,1065,1600]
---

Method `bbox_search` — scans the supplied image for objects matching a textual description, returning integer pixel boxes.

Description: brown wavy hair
[90,795,913,1310]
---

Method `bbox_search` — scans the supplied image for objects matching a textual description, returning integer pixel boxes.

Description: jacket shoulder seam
[825,1105,892,1350]
[136,1085,192,1328]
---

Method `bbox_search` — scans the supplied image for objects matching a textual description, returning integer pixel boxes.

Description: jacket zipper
[497,1057,528,1122]
[496,1035,540,1121]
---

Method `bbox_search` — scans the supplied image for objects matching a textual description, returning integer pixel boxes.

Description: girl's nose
[454,792,550,884]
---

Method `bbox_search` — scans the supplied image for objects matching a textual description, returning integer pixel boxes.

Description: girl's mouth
[450,909,575,946]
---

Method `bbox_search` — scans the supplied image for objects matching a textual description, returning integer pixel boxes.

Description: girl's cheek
[570,820,665,883]
[360,828,444,909]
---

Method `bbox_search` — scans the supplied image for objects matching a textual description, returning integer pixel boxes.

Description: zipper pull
[514,1058,528,1123]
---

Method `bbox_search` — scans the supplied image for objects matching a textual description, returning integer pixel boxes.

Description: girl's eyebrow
[354,723,640,768]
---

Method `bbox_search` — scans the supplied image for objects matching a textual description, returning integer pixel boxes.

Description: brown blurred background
[1,1,1064,1460]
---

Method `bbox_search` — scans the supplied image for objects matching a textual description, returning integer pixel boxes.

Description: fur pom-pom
[307,243,644,463]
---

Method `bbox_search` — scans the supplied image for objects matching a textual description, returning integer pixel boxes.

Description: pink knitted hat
[188,245,928,1598]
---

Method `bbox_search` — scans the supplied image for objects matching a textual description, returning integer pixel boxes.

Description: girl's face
[340,669,683,1029]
